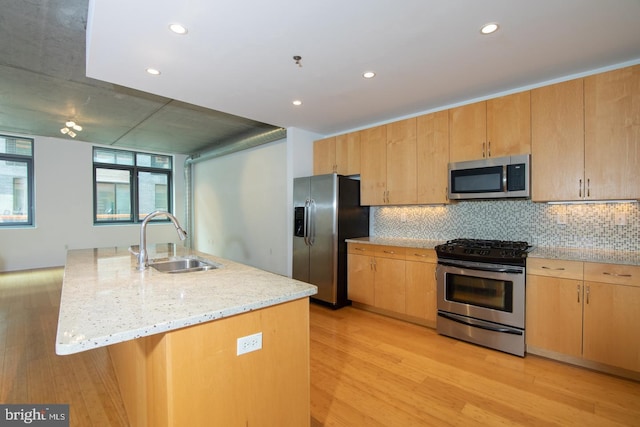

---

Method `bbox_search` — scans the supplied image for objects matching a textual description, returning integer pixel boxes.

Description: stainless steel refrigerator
[293,174,369,308]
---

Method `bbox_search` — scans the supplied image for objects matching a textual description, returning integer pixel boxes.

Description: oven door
[436,259,525,329]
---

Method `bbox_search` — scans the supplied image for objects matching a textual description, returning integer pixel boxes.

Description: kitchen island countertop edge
[55,245,317,355]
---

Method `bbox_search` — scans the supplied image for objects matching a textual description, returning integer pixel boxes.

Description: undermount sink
[149,256,221,273]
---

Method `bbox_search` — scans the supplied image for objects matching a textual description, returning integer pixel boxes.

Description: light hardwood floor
[2,268,639,426]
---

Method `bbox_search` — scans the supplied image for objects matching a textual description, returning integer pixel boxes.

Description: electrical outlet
[557,211,567,225]
[237,332,262,355]
[615,211,627,226]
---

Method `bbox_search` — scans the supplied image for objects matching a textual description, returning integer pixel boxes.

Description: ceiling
[0,0,281,155]
[2,1,640,156]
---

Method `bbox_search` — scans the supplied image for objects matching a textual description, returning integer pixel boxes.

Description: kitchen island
[56,244,317,427]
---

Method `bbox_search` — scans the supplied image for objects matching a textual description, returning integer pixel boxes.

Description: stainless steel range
[435,239,532,357]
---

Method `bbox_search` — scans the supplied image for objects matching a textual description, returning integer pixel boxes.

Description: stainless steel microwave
[448,154,530,200]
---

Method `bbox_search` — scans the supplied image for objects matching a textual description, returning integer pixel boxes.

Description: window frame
[92,147,174,225]
[0,135,34,227]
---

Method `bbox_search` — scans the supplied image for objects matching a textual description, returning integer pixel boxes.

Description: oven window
[445,273,513,312]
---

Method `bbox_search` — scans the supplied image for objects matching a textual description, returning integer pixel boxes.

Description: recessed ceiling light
[363,71,376,79]
[169,23,188,35]
[146,68,161,75]
[480,23,499,35]
[292,100,303,106]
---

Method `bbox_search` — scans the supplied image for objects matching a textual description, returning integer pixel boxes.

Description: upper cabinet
[386,118,418,204]
[360,125,388,205]
[360,114,450,206]
[532,64,640,202]
[360,120,417,205]
[313,132,361,175]
[417,111,449,204]
[531,79,585,201]
[584,65,640,200]
[449,91,531,163]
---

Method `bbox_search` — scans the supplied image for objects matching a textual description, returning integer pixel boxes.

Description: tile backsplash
[372,200,640,251]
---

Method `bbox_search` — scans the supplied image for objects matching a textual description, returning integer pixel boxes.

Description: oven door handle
[438,312,523,335]
[438,261,523,274]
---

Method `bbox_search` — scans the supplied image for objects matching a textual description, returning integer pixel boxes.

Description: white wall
[0,135,187,272]
[192,127,319,276]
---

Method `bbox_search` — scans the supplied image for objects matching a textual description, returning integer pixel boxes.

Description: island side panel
[111,297,311,427]
[108,337,150,427]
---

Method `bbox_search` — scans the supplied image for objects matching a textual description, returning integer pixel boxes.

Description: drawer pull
[413,253,428,257]
[541,266,565,271]
[354,247,366,251]
[602,272,632,278]
[383,250,396,254]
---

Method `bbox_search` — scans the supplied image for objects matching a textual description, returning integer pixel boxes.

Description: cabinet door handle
[482,142,486,158]
[602,272,632,278]
[586,285,590,304]
[587,178,590,197]
[579,179,582,198]
[541,266,565,271]
[487,141,491,157]
[577,284,581,303]
[373,258,377,272]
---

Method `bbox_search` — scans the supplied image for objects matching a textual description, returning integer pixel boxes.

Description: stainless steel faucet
[137,210,188,271]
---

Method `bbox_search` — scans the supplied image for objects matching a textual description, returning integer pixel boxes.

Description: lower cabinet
[405,249,438,324]
[527,258,640,374]
[347,243,437,326]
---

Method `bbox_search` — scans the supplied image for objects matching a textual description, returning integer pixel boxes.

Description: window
[93,147,173,224]
[0,135,34,226]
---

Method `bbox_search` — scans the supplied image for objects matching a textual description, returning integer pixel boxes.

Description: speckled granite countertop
[528,246,640,266]
[55,245,317,355]
[346,236,640,266]
[345,236,444,249]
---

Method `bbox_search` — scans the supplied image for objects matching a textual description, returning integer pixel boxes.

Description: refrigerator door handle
[303,199,310,246]
[308,199,316,246]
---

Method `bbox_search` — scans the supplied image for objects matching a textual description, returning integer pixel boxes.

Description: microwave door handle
[502,165,507,192]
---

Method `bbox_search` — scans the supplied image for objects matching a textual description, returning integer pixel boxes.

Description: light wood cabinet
[360,125,387,205]
[360,119,417,205]
[313,136,336,175]
[527,258,640,374]
[386,118,417,205]
[348,243,437,326]
[313,132,361,175]
[583,263,640,373]
[531,78,585,201]
[405,248,438,324]
[526,258,584,358]
[449,91,531,163]
[417,111,450,204]
[584,65,640,200]
[373,248,407,313]
[347,243,406,311]
[347,246,376,305]
[532,64,640,201]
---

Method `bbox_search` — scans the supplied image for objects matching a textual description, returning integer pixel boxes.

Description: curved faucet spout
[137,210,188,271]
